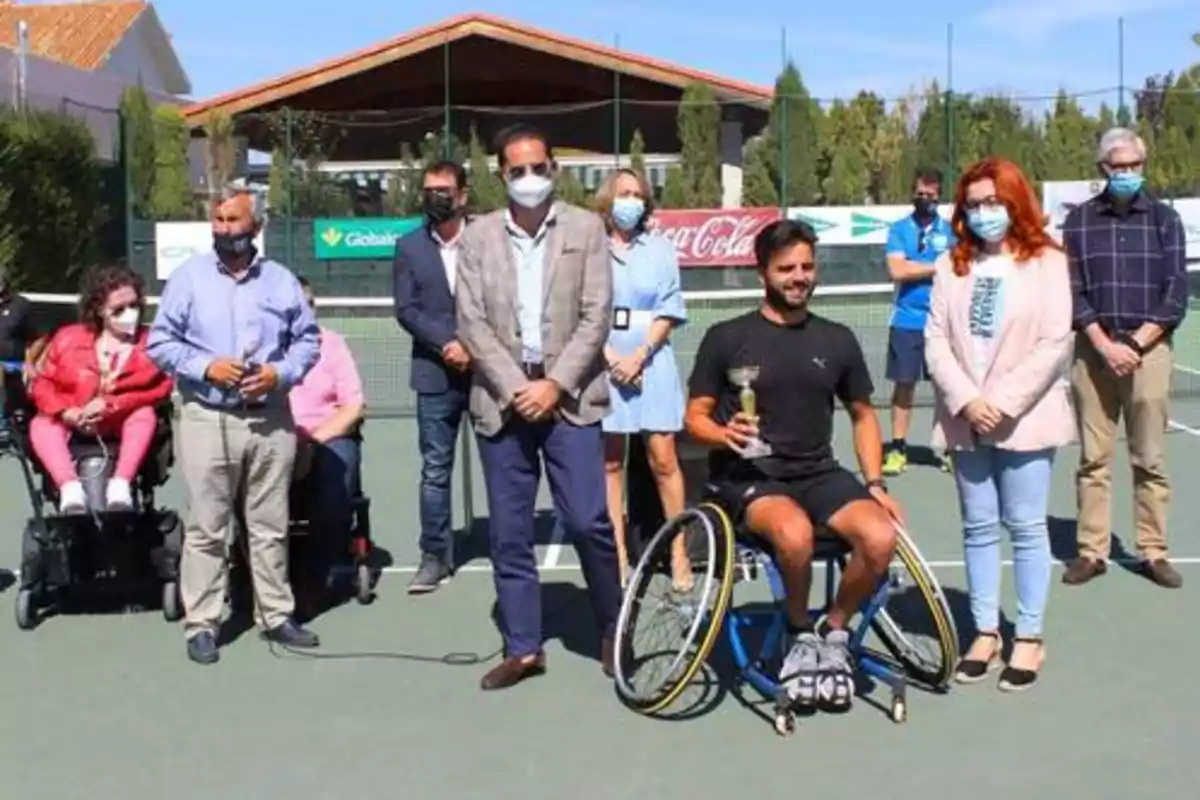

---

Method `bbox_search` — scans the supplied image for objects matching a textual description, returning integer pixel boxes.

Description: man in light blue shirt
[882,168,954,476]
[147,185,321,665]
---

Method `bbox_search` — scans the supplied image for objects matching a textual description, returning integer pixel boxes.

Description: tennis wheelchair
[0,362,184,631]
[612,436,960,735]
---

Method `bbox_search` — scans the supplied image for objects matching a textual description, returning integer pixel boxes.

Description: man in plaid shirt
[1063,127,1188,589]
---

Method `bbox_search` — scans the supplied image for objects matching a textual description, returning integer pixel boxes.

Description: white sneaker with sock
[59,480,87,514]
[105,477,133,511]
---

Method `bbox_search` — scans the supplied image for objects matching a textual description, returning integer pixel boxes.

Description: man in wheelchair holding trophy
[684,218,904,709]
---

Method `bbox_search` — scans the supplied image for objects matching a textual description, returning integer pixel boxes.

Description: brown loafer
[1062,557,1107,585]
[480,653,546,691]
[1143,559,1182,589]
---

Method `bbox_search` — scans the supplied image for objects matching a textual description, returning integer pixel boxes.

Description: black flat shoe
[954,631,1001,684]
[998,637,1043,693]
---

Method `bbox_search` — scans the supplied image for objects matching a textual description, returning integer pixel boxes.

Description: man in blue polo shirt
[882,168,953,476]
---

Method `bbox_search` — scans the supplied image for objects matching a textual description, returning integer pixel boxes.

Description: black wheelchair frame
[1,383,184,631]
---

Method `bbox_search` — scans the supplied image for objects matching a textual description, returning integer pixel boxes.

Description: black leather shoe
[187,632,219,665]
[262,619,320,648]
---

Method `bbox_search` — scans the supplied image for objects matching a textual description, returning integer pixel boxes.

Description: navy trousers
[475,416,622,658]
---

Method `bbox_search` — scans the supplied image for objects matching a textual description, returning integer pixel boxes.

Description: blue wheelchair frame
[725,532,909,730]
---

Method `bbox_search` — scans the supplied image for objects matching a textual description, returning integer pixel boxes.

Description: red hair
[949,157,1059,276]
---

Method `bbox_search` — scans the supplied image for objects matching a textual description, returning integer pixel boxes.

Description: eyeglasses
[963,196,1004,212]
[505,162,551,181]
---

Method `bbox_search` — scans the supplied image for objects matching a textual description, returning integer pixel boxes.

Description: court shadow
[1047,515,1140,574]
[905,445,948,469]
[0,569,13,594]
[452,510,557,570]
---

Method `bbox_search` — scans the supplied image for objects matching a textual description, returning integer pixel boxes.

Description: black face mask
[214,231,255,259]
[913,197,936,222]
[422,191,459,224]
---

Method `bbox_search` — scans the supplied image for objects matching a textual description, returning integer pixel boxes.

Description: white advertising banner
[154,221,265,279]
[785,205,955,246]
[1164,198,1200,261]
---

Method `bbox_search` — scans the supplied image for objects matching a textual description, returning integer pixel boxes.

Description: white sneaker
[105,478,133,511]
[59,480,87,515]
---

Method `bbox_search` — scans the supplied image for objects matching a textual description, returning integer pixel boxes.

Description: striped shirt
[1064,191,1189,334]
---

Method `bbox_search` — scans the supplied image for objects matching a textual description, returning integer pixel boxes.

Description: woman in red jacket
[29,264,173,514]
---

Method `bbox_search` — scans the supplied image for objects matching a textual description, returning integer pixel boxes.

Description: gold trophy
[727,366,772,459]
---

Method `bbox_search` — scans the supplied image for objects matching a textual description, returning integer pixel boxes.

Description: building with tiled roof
[0,1,190,157]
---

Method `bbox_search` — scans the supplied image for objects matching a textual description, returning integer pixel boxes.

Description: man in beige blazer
[455,123,622,691]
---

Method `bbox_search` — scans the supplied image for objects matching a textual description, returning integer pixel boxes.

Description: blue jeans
[416,388,467,561]
[307,435,362,577]
[953,446,1055,639]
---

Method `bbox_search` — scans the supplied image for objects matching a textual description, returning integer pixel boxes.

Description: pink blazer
[924,247,1076,453]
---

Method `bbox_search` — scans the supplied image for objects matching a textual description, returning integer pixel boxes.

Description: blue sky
[151,0,1196,107]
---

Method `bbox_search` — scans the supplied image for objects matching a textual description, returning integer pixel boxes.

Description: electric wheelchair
[1,362,183,631]
[612,436,960,735]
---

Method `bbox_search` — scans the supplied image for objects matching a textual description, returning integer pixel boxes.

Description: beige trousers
[177,401,297,637]
[1071,336,1173,561]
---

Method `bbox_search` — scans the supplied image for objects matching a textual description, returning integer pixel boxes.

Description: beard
[765,280,814,313]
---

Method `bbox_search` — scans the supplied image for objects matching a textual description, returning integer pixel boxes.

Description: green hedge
[0,108,122,293]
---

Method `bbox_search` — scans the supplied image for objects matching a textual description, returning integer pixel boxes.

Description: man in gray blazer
[455,123,622,691]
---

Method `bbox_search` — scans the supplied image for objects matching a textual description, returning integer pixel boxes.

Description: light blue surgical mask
[1107,171,1144,199]
[610,197,645,232]
[967,206,1011,243]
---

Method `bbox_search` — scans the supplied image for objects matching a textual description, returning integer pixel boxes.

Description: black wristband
[866,478,888,492]
[1119,333,1145,356]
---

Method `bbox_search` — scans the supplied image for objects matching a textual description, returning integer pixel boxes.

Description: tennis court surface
[2,402,1199,799]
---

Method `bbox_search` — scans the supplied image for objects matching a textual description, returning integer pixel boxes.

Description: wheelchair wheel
[613,502,736,714]
[355,563,373,605]
[161,581,182,622]
[15,587,37,630]
[870,525,959,690]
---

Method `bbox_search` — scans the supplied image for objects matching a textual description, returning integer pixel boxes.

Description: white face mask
[112,307,140,336]
[507,173,554,209]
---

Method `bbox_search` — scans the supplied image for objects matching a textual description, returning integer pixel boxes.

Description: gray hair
[215,181,266,223]
[1096,127,1147,164]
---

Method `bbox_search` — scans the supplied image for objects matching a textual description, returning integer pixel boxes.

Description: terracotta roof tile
[0,1,145,71]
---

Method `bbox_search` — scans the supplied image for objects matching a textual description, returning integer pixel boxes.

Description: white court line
[1173,363,1200,376]
[1168,419,1200,437]
[541,524,566,568]
[367,556,1200,576]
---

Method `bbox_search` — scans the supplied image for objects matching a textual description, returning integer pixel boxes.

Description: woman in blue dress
[595,169,691,590]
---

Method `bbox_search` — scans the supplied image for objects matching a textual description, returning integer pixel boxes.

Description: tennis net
[22,270,1200,418]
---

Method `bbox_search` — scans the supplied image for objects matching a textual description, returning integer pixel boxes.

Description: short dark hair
[754,219,818,270]
[423,159,467,190]
[297,276,311,289]
[493,123,554,169]
[913,168,943,191]
[77,263,144,332]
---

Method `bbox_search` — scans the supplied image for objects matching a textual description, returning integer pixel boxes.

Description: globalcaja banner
[785,205,955,246]
[312,217,424,259]
[646,208,781,266]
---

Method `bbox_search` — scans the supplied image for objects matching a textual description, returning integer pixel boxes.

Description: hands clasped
[206,358,279,399]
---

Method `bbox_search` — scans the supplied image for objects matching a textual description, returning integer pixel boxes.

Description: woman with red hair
[924,157,1075,692]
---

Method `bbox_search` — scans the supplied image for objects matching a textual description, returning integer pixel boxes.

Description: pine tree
[629,128,647,176]
[466,124,506,213]
[150,105,196,220]
[660,166,687,208]
[769,62,823,205]
[676,83,723,207]
[119,85,157,217]
[740,136,778,207]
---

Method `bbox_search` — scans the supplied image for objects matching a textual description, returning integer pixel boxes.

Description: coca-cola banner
[645,208,781,266]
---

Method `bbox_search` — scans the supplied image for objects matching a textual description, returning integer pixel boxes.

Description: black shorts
[885,327,928,383]
[715,465,874,528]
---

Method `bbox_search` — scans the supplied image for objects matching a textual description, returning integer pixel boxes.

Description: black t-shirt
[0,294,38,362]
[688,310,874,481]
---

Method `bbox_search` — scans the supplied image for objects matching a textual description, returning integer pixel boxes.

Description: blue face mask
[1108,171,1144,199]
[967,206,1011,244]
[610,197,645,232]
